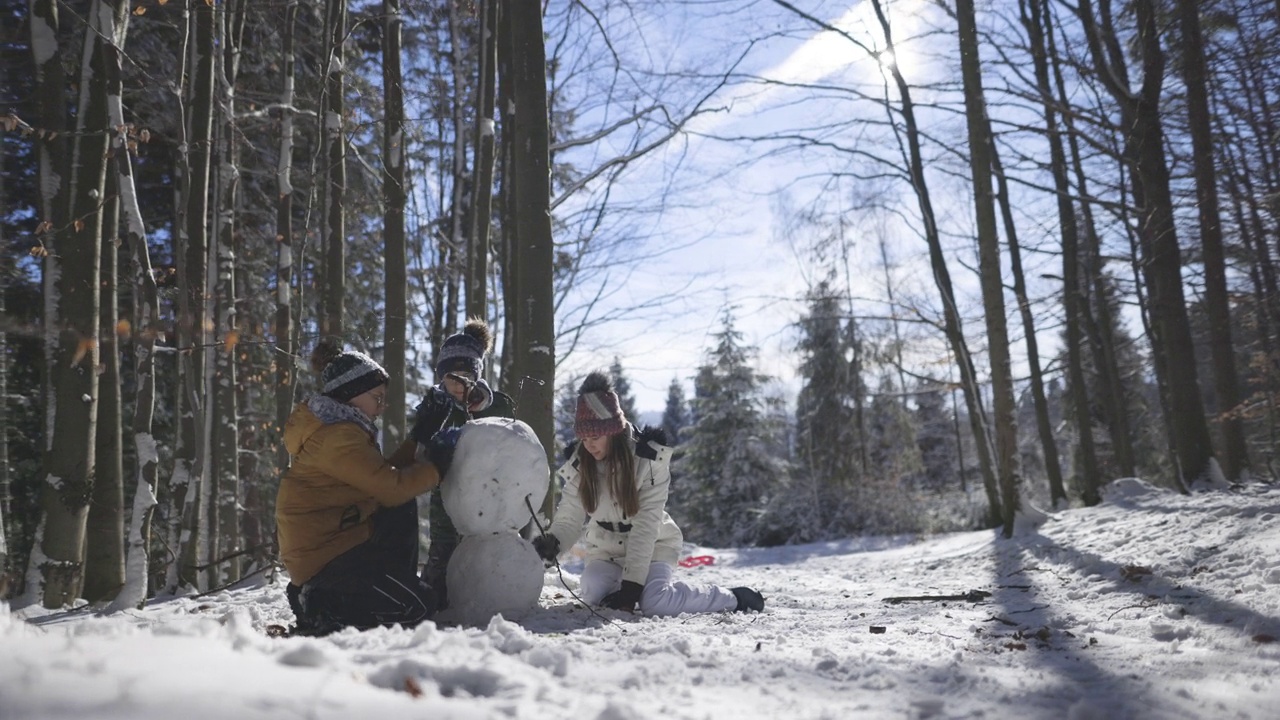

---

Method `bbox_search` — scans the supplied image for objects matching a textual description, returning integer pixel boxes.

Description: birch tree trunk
[102,11,162,607]
[383,0,408,448]
[86,170,124,602]
[506,0,557,516]
[38,0,113,607]
[88,2,135,600]
[322,0,347,338]
[275,0,298,466]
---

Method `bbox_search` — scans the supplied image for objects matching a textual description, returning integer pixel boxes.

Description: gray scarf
[307,394,379,441]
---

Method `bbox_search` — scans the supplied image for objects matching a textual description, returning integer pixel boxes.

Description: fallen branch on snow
[881,589,992,604]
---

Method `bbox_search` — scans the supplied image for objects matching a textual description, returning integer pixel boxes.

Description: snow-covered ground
[4,478,1279,720]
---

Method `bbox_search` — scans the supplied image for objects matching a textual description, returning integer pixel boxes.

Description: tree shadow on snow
[1016,530,1280,641]
[984,542,1154,719]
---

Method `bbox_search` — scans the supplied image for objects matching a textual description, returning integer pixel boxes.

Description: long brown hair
[577,430,639,517]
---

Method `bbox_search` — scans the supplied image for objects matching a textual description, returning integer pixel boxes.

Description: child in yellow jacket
[276,339,454,635]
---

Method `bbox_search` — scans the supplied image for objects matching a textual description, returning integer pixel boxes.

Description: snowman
[436,416,549,626]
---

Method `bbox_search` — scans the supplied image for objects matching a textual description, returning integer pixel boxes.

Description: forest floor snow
[4,478,1280,719]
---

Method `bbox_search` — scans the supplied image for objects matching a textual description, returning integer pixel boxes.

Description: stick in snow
[881,589,992,604]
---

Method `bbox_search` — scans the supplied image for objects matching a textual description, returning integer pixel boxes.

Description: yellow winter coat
[276,402,440,586]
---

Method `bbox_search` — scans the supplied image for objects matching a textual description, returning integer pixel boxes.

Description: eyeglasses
[370,393,387,407]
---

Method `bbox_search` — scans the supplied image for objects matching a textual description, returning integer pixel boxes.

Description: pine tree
[670,311,783,546]
[660,378,689,445]
[794,281,863,490]
[609,357,640,426]
[913,386,959,493]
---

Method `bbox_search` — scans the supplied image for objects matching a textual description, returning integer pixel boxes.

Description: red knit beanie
[575,371,626,437]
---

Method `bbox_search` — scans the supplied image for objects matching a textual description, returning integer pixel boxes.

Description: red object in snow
[678,555,716,568]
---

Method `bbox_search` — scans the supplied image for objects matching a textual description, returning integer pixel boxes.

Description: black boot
[731,586,765,613]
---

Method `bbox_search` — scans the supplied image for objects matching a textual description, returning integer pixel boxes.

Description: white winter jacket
[547,427,683,586]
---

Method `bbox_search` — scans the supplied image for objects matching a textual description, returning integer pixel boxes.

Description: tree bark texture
[383,0,408,448]
[954,0,1024,536]
[1076,0,1217,487]
[868,0,1003,526]
[322,0,347,338]
[1022,0,1100,503]
[467,0,499,321]
[1174,0,1248,481]
[506,0,557,518]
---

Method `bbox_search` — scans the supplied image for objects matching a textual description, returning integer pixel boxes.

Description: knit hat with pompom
[436,318,493,379]
[575,371,626,437]
[310,339,389,402]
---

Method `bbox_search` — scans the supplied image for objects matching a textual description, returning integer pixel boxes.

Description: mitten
[428,426,463,477]
[531,533,560,562]
[600,580,644,612]
[730,586,765,613]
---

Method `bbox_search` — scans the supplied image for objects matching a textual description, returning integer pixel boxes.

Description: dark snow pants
[422,488,458,609]
[297,499,439,632]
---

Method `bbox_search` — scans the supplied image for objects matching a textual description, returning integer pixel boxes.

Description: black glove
[532,534,560,562]
[409,389,452,446]
[600,580,644,612]
[428,426,463,478]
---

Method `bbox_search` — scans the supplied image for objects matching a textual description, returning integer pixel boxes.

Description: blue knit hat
[436,318,492,379]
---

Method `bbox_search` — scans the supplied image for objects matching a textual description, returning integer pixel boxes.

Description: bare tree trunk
[1220,123,1280,449]
[173,0,217,591]
[103,23,162,607]
[467,0,499,321]
[24,0,66,606]
[211,0,247,585]
[1042,1,1131,483]
[1076,0,1217,488]
[506,0,557,517]
[86,171,124,602]
[275,0,298,467]
[867,0,1003,525]
[497,1,517,396]
[955,0,1025,536]
[448,1,469,335]
[1175,0,1248,481]
[39,0,113,607]
[0,98,9,585]
[1021,0,1096,504]
[383,0,408,448]
[322,0,347,338]
[991,147,1065,508]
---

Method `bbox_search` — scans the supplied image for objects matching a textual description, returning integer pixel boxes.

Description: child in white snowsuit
[533,371,764,616]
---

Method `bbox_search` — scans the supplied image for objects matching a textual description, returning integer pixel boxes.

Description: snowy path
[3,480,1279,719]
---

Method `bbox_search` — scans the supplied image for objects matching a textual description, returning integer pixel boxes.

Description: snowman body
[438,417,548,626]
